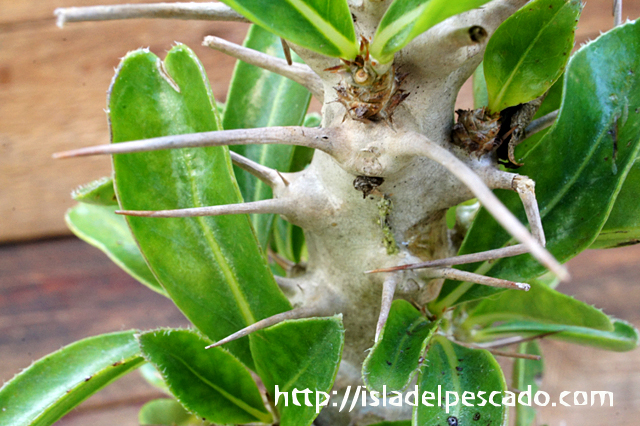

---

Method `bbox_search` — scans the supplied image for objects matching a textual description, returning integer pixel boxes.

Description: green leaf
[369,422,411,426]
[219,0,358,59]
[250,316,344,426]
[223,24,311,250]
[590,160,640,248]
[0,331,143,426]
[109,44,291,369]
[433,20,640,309]
[512,342,543,426]
[485,0,581,111]
[71,176,118,206]
[414,336,507,426]
[370,0,492,64]
[362,300,438,393]
[463,281,613,331]
[472,62,489,109]
[65,203,166,296]
[475,319,639,352]
[138,329,272,425]
[139,398,206,426]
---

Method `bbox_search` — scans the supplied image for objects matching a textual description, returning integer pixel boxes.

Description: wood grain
[1,0,639,242]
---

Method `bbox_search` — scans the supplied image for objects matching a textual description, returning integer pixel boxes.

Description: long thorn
[524,110,558,139]
[407,132,568,281]
[116,198,290,218]
[613,0,623,27]
[53,127,334,159]
[436,268,530,291]
[205,306,322,349]
[229,151,283,189]
[366,244,528,274]
[474,331,560,348]
[375,274,399,342]
[513,176,546,246]
[55,3,249,27]
[203,36,324,102]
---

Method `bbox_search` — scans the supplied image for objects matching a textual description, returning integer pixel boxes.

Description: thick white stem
[203,36,324,102]
[55,3,249,27]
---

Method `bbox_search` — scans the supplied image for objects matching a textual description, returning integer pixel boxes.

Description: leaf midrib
[490,1,571,111]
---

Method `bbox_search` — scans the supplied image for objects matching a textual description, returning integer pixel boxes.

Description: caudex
[3,0,638,425]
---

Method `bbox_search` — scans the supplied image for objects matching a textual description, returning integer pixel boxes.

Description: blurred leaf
[139,398,206,426]
[219,0,358,59]
[433,20,640,309]
[370,0,492,64]
[475,319,639,352]
[362,300,438,393]
[138,329,271,425]
[473,62,489,109]
[463,281,612,331]
[512,342,543,426]
[485,0,581,111]
[223,25,311,249]
[590,161,640,248]
[138,363,170,394]
[0,331,143,426]
[110,44,291,369]
[414,336,507,426]
[71,176,117,206]
[65,203,165,296]
[369,422,411,426]
[250,316,344,426]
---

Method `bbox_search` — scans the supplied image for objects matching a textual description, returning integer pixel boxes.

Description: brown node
[353,176,384,198]
[451,108,501,157]
[326,36,409,123]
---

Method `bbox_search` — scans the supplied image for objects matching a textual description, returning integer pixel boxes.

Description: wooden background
[1,1,639,425]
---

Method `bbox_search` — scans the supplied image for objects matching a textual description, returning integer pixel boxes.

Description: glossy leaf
[362,300,438,393]
[65,203,166,296]
[512,342,543,426]
[414,336,507,426]
[250,316,344,426]
[463,281,612,331]
[71,176,117,206]
[139,398,205,426]
[370,0,491,64]
[433,20,640,309]
[485,0,581,111]
[219,0,358,59]
[0,331,143,426]
[138,329,272,425]
[590,161,640,248]
[110,45,291,369]
[475,319,639,352]
[223,25,311,249]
